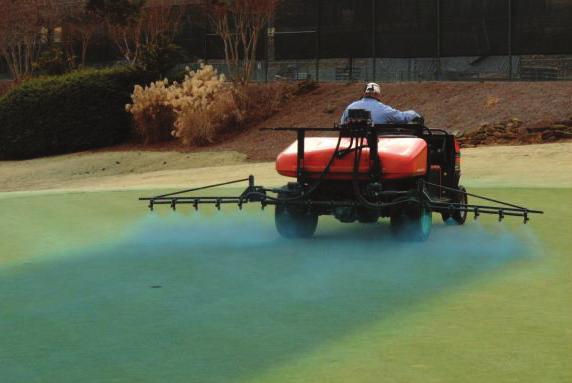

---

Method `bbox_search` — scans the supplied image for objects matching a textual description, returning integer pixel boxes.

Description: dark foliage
[33,47,77,76]
[0,66,153,160]
[138,38,186,78]
[86,0,145,25]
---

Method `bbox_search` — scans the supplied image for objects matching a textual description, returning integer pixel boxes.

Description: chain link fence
[197,0,572,82]
[198,55,572,83]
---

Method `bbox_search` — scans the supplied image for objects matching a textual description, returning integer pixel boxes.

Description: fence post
[315,0,321,82]
[265,33,269,83]
[436,0,441,80]
[349,56,354,81]
[265,17,274,83]
[203,32,208,64]
[372,0,376,81]
[508,0,513,81]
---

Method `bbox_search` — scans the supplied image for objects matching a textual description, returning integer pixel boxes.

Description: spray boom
[140,116,543,240]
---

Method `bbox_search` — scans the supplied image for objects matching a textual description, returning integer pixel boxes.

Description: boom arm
[140,175,542,224]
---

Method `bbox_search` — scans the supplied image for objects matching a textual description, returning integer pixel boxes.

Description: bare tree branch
[0,0,65,80]
[204,0,279,84]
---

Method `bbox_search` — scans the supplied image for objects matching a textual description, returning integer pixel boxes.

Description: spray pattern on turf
[126,211,542,263]
[128,212,277,250]
[110,212,544,319]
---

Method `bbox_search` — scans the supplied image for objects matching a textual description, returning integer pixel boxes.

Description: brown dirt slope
[211,81,572,160]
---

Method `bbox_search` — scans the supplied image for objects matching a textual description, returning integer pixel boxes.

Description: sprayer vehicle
[140,110,542,241]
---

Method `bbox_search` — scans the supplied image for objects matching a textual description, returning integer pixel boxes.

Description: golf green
[0,188,570,383]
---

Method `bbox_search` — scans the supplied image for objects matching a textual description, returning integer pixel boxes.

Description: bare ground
[208,81,572,160]
[90,81,572,162]
[1,142,571,195]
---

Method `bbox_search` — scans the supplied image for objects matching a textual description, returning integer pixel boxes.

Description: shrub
[0,66,153,160]
[125,79,175,143]
[174,89,241,146]
[33,47,77,76]
[126,65,297,147]
[138,39,186,78]
[169,65,241,146]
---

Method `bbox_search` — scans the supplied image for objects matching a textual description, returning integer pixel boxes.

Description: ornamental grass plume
[173,88,243,146]
[126,79,174,143]
[126,64,239,146]
[126,63,296,146]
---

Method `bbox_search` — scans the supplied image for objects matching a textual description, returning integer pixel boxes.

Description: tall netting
[178,7,208,61]
[318,0,373,59]
[273,0,318,61]
[440,0,510,80]
[513,0,572,55]
[441,0,509,57]
[317,0,373,81]
[376,0,437,58]
[189,0,572,82]
[77,0,569,83]
[273,0,572,59]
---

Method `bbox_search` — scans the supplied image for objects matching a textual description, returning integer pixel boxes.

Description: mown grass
[0,188,570,383]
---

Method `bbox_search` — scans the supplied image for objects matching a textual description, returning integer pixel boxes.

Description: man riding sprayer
[341,82,422,125]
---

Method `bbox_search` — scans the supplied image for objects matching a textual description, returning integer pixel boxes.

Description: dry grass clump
[169,65,243,146]
[126,65,298,147]
[127,64,233,146]
[126,79,175,143]
[174,88,242,146]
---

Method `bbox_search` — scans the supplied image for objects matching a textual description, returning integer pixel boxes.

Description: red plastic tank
[276,137,428,180]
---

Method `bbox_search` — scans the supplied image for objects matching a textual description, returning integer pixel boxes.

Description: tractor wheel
[391,206,432,242]
[441,185,468,225]
[275,193,318,239]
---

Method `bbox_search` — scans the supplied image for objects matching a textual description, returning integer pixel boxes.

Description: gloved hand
[404,110,424,125]
[412,115,425,125]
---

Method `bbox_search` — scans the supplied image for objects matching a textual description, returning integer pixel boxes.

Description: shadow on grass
[0,212,536,383]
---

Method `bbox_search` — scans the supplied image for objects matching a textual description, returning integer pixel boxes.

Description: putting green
[0,188,570,383]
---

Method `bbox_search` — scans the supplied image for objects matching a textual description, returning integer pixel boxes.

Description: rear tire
[275,192,318,239]
[441,185,468,225]
[391,206,432,242]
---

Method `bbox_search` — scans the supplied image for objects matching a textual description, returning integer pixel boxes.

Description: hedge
[0,66,153,160]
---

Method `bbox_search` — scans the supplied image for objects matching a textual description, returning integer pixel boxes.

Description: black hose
[351,136,419,210]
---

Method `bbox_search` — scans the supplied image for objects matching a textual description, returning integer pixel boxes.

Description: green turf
[0,188,570,383]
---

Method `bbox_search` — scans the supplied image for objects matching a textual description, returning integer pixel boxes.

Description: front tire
[275,193,318,239]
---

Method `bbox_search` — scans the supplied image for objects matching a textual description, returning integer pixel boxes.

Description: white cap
[364,82,381,97]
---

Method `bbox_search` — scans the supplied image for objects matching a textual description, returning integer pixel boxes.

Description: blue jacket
[340,97,420,125]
